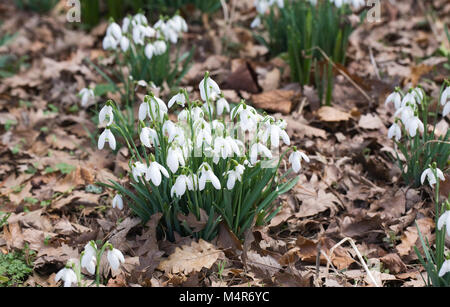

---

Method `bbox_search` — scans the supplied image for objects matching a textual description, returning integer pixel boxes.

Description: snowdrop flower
[55,267,77,287]
[195,120,212,146]
[289,149,310,173]
[103,35,118,50]
[225,164,245,190]
[106,22,122,41]
[438,210,450,237]
[120,36,130,52]
[81,242,97,275]
[351,0,365,9]
[139,95,168,122]
[255,0,271,14]
[231,104,259,132]
[140,127,159,148]
[401,92,416,109]
[187,173,199,191]
[168,92,186,108]
[98,128,116,150]
[262,122,290,148]
[171,174,189,197]
[394,106,415,126]
[387,122,402,142]
[132,162,147,182]
[216,96,230,116]
[122,16,131,33]
[167,146,185,173]
[146,161,170,186]
[199,75,221,101]
[145,43,155,59]
[441,86,450,106]
[421,167,445,187]
[212,137,233,163]
[412,87,424,104]
[112,194,123,210]
[79,88,95,107]
[385,91,402,109]
[153,40,167,55]
[405,116,424,137]
[225,136,243,156]
[132,13,148,27]
[439,259,450,277]
[198,163,221,190]
[251,16,261,28]
[250,142,273,165]
[99,104,114,126]
[137,80,148,88]
[444,102,450,117]
[168,15,188,33]
[107,247,125,271]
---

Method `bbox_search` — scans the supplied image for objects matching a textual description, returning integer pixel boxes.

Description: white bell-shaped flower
[250,143,273,165]
[444,102,450,117]
[289,150,310,173]
[98,128,116,150]
[168,92,186,108]
[384,92,402,109]
[55,267,78,287]
[120,36,130,52]
[99,105,114,126]
[438,210,450,237]
[81,242,97,275]
[167,146,185,173]
[132,162,147,182]
[153,40,167,55]
[145,43,154,59]
[198,163,221,190]
[140,127,159,148]
[107,247,125,271]
[146,161,169,186]
[171,175,189,197]
[199,76,221,101]
[405,116,424,137]
[216,97,230,116]
[439,259,450,277]
[112,194,124,210]
[440,86,450,106]
[79,88,95,107]
[421,167,445,187]
[387,123,401,142]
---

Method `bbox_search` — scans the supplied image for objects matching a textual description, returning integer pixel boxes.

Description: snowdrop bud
[107,247,125,271]
[55,267,78,287]
[112,194,123,210]
[98,128,116,151]
[81,242,97,275]
[438,210,450,237]
[439,259,450,277]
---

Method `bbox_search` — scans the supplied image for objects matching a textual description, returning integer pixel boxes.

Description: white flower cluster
[102,13,188,60]
[251,0,365,28]
[385,87,426,141]
[98,74,309,199]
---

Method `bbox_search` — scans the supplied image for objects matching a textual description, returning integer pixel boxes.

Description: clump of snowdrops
[385,82,450,187]
[97,72,310,241]
[80,12,193,110]
[55,241,125,287]
[252,0,365,106]
[414,163,449,286]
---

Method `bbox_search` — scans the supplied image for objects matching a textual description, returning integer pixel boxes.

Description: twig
[325,237,380,287]
[369,46,381,80]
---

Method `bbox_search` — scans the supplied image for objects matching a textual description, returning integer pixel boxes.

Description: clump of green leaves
[254,0,363,105]
[0,251,33,287]
[0,27,28,79]
[14,0,59,13]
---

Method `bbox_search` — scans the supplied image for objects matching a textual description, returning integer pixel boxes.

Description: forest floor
[0,0,449,287]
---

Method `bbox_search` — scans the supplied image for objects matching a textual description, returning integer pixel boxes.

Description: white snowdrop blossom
[225,164,245,190]
[289,150,310,173]
[132,162,148,182]
[405,116,424,138]
[387,122,402,142]
[55,267,78,287]
[199,76,221,102]
[216,96,230,116]
[171,174,189,197]
[385,92,402,109]
[81,242,97,275]
[98,128,116,150]
[107,247,125,271]
[146,161,170,186]
[167,146,185,173]
[441,87,450,106]
[250,142,273,165]
[421,167,445,187]
[438,210,450,237]
[79,88,95,107]
[140,127,159,148]
[439,259,450,277]
[168,92,186,108]
[198,163,221,190]
[99,104,114,126]
[112,194,124,210]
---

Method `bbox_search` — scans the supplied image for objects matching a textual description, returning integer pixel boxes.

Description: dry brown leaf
[158,239,223,274]
[358,113,384,130]
[251,90,295,115]
[317,106,351,122]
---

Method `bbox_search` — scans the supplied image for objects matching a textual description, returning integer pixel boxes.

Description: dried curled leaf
[158,239,223,274]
